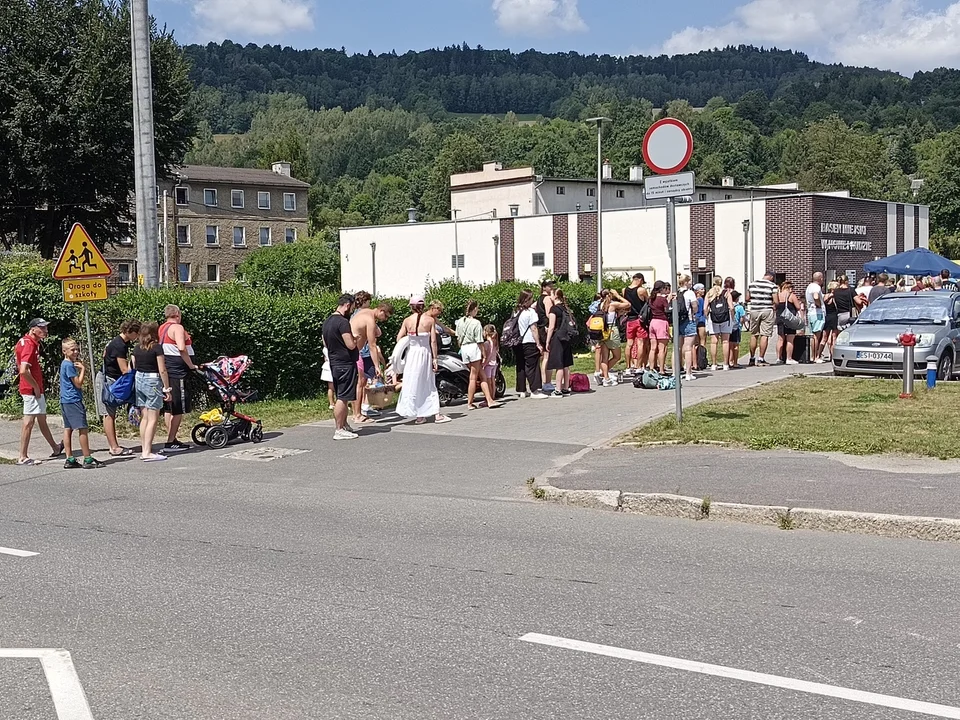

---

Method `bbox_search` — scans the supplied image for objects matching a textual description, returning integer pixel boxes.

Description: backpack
[102,370,136,406]
[709,290,730,324]
[674,295,690,325]
[556,306,579,343]
[634,369,662,389]
[570,373,591,392]
[500,312,522,349]
[658,375,677,390]
[586,312,608,341]
[638,302,653,327]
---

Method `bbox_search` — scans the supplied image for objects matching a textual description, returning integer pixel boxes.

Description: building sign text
[820,222,867,236]
[821,238,872,251]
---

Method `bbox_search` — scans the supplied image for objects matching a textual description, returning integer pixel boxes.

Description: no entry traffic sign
[642,118,693,175]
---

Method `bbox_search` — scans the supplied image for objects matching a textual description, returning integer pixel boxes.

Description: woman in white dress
[395,295,451,425]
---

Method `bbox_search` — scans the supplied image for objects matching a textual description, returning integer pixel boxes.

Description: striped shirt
[747,279,778,313]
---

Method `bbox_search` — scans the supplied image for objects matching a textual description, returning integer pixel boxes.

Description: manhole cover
[220,447,311,462]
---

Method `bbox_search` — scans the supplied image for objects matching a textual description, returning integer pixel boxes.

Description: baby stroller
[191,355,263,449]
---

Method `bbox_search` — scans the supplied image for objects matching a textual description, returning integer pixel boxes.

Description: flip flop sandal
[109,448,133,457]
[16,458,39,466]
[434,416,452,424]
[414,418,427,425]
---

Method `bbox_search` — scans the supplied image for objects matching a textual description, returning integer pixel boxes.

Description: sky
[152,0,960,75]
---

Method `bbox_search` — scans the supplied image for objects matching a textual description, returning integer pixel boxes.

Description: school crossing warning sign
[52,223,112,280]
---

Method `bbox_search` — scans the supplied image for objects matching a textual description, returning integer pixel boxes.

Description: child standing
[59,339,105,469]
[321,345,334,410]
[482,324,500,393]
[728,291,747,369]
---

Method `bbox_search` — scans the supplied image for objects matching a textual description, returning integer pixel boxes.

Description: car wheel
[938,351,954,381]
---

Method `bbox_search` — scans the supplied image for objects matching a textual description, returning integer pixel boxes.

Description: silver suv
[832,292,960,379]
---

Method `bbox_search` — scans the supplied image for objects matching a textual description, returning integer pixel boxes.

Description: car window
[857,297,950,325]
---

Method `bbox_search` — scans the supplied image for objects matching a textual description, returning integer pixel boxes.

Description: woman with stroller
[395,295,451,425]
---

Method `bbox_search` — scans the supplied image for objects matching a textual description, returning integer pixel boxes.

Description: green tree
[237,239,340,294]
[0,0,196,256]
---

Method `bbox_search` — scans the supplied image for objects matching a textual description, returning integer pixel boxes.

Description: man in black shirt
[96,319,141,456]
[322,294,360,440]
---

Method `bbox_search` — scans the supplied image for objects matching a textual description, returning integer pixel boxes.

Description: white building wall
[918,205,930,249]
[750,199,767,281]
[714,202,751,290]
[675,204,692,279]
[566,215,579,279]
[601,207,672,285]
[512,215,554,282]
[904,205,916,250]
[451,184,532,221]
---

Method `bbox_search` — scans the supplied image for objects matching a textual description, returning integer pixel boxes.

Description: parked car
[832,291,960,379]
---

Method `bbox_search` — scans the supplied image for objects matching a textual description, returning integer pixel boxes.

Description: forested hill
[185,42,960,134]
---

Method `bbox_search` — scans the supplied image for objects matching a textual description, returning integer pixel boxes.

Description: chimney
[407,207,418,223]
[602,159,613,181]
[482,161,503,173]
[629,165,643,182]
[272,161,292,177]
[721,176,735,187]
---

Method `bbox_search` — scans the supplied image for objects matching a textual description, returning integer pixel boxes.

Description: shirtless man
[350,301,394,424]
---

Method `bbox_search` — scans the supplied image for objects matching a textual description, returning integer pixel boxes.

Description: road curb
[531,484,960,543]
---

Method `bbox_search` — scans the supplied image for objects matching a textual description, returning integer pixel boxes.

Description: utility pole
[586,117,611,292]
[131,0,159,288]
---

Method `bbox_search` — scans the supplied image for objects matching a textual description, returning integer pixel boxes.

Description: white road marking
[0,648,94,720]
[519,633,960,719]
[0,546,38,557]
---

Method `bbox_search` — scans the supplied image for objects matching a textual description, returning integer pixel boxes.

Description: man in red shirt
[16,319,63,465]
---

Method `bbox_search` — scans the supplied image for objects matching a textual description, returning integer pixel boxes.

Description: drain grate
[220,446,311,462]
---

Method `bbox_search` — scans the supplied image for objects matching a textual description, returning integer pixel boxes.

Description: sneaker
[756,358,768,366]
[685,374,696,382]
[83,457,106,469]
[64,457,81,469]
[50,442,64,459]
[361,405,382,417]
[594,372,603,386]
[552,390,564,397]
[786,359,800,365]
[712,364,721,371]
[163,441,191,453]
[723,365,730,371]
[561,389,572,396]
[529,391,549,399]
[814,358,826,364]
[748,358,756,367]
[603,379,617,387]
[142,453,167,462]
[333,428,359,440]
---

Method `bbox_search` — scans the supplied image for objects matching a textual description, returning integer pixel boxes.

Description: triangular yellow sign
[53,223,112,280]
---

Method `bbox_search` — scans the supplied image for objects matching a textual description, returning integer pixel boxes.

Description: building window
[616,189,625,199]
[175,187,189,206]
[177,225,190,246]
[259,227,271,246]
[724,194,733,200]
[451,254,465,269]
[258,191,271,210]
[178,263,191,283]
[231,189,244,208]
[586,188,596,197]
[207,264,220,283]
[285,228,296,244]
[205,225,218,246]
[283,193,296,211]
[203,188,218,207]
[556,186,566,195]
[698,193,707,201]
[532,252,545,267]
[117,262,133,284]
[233,227,245,247]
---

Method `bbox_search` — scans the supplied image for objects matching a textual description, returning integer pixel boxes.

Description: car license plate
[856,351,893,361]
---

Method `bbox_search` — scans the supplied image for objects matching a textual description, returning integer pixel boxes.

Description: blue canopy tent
[863,247,960,277]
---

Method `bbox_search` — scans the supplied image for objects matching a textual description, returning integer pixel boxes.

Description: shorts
[331,363,359,402]
[824,314,839,332]
[680,321,698,338]
[61,401,88,430]
[356,355,376,380]
[730,329,742,345]
[706,318,733,336]
[626,319,649,340]
[484,364,497,379]
[460,343,482,364]
[21,393,47,416]
[163,377,191,416]
[135,374,165,411]
[602,326,622,350]
[837,312,853,330]
[808,314,826,333]
[649,318,670,341]
[748,308,775,337]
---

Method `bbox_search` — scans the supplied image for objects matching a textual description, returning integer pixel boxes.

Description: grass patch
[629,376,960,459]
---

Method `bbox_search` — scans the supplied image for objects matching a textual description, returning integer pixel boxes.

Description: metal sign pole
[84,303,96,384]
[667,197,682,423]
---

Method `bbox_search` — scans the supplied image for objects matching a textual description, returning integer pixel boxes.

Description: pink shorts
[484,365,497,379]
[649,318,670,340]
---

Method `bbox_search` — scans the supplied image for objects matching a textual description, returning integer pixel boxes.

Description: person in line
[351,298,394,424]
[832,274,862,330]
[599,288,631,386]
[15,318,62,465]
[869,273,894,303]
[775,280,802,365]
[588,292,604,384]
[513,289,547,398]
[941,269,959,292]
[396,295,451,423]
[59,339,104,469]
[482,324,500,405]
[822,280,840,361]
[805,272,826,364]
[96,319,140,456]
[693,283,707,368]
[704,277,736,371]
[676,275,699,382]
[546,288,575,396]
[159,305,199,453]
[747,271,778,366]
[456,300,499,410]
[349,291,373,422]
[728,291,747,369]
[535,280,557,392]
[647,281,671,374]
[623,273,650,375]
[132,322,173,462]
[322,294,361,440]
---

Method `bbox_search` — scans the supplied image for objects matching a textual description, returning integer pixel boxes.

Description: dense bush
[236,240,340,294]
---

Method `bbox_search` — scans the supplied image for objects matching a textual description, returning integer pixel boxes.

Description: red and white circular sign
[642,118,694,175]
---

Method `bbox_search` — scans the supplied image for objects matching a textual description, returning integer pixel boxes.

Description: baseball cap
[28,318,49,329]
[693,283,705,291]
[409,294,425,306]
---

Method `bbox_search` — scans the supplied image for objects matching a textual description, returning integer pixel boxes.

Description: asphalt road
[2,373,960,719]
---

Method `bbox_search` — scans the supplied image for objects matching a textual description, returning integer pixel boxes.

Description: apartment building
[108,162,310,286]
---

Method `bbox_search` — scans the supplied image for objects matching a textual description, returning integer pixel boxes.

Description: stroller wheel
[191,423,209,446]
[250,424,264,444]
[205,425,229,450]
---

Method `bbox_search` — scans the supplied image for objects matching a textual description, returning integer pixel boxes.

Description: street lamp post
[586,117,611,292]
[742,219,750,296]
[493,234,500,283]
[453,209,460,282]
[370,242,377,296]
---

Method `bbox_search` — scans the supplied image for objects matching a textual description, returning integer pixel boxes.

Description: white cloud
[492,0,587,35]
[659,0,960,74]
[192,0,314,40]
